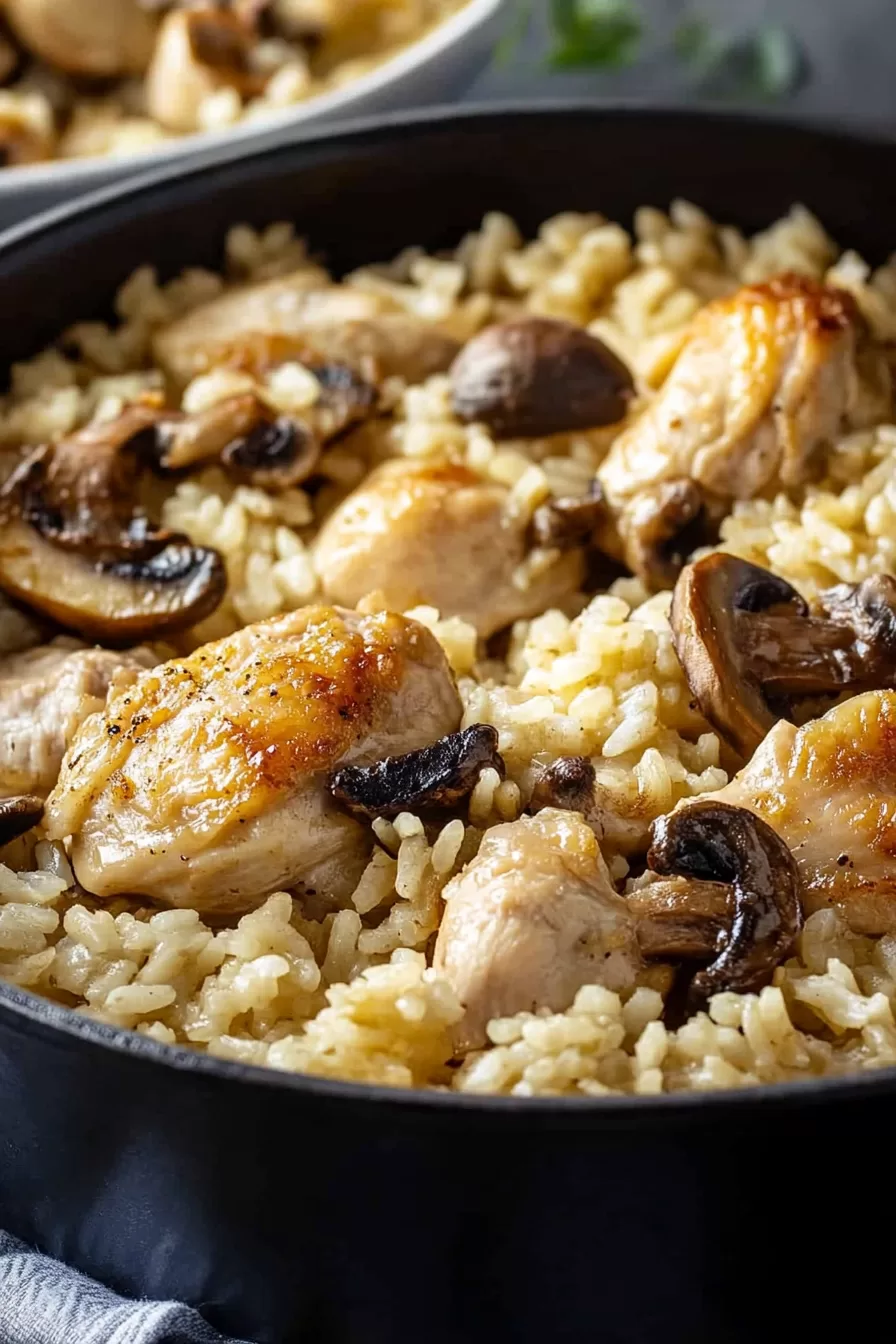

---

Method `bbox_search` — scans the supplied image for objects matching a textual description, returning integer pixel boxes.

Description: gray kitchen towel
[0,1233,249,1344]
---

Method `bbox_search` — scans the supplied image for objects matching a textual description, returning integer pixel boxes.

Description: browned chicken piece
[152,271,460,390]
[0,639,156,799]
[45,606,461,915]
[597,275,891,584]
[701,690,896,935]
[313,460,585,639]
[433,809,642,1052]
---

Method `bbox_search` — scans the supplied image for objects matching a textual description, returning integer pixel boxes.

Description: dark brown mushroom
[618,479,713,591]
[646,800,802,1008]
[529,755,597,815]
[450,318,635,440]
[330,723,505,820]
[0,412,226,643]
[0,794,44,848]
[671,553,896,758]
[530,481,608,551]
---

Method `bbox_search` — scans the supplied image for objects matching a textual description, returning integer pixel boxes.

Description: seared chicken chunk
[702,690,896,934]
[45,606,461,915]
[434,809,641,1051]
[314,460,584,638]
[0,639,155,799]
[597,275,890,583]
[153,271,460,390]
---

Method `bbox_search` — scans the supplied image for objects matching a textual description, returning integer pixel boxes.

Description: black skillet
[0,105,893,1344]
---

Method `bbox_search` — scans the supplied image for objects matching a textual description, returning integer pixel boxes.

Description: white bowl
[0,0,505,226]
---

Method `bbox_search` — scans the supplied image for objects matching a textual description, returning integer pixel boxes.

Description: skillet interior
[0,106,895,1343]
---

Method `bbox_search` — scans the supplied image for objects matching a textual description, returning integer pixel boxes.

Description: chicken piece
[702,690,896,935]
[434,809,642,1051]
[152,271,460,390]
[597,275,890,583]
[45,606,461,915]
[314,460,585,639]
[0,639,155,799]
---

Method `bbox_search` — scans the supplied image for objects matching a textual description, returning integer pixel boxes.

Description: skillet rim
[1,99,895,1120]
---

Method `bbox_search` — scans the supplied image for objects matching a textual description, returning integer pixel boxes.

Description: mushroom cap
[330,723,504,820]
[450,317,635,440]
[647,798,802,1005]
[0,793,44,848]
[0,410,227,643]
[5,0,157,77]
[671,552,806,758]
[0,515,226,645]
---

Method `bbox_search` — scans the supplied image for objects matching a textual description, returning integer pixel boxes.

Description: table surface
[469,0,895,129]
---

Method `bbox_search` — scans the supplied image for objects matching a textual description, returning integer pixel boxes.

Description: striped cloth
[0,1233,248,1344]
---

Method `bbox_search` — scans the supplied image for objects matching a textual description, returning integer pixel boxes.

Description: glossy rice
[1,200,895,1096]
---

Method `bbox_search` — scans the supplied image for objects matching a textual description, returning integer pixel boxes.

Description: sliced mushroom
[5,0,157,77]
[0,794,43,847]
[450,318,635,440]
[330,723,504,820]
[617,479,712,591]
[145,6,262,134]
[155,394,319,489]
[627,876,731,960]
[0,413,225,642]
[529,481,607,551]
[157,367,375,488]
[672,553,896,758]
[647,800,802,1007]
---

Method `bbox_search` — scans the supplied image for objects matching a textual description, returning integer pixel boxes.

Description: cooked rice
[0,0,467,169]
[3,199,896,1096]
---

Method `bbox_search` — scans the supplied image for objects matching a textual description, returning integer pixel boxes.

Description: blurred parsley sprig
[499,0,805,101]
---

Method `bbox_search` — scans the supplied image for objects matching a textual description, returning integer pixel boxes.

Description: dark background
[469,0,894,129]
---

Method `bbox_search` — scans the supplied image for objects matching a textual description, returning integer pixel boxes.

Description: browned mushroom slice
[330,723,504,820]
[0,794,44,847]
[15,406,164,557]
[529,481,608,551]
[5,0,157,77]
[451,318,635,440]
[627,876,731,960]
[647,800,802,1007]
[157,366,375,489]
[154,394,265,473]
[0,412,225,642]
[0,517,225,644]
[672,553,896,758]
[529,755,597,815]
[618,479,714,591]
[155,394,320,490]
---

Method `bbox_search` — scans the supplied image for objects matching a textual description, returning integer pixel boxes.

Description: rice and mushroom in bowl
[0,0,468,166]
[1,199,896,1098]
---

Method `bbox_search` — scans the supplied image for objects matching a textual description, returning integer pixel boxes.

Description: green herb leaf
[547,0,643,71]
[494,0,534,68]
[672,17,716,68]
[748,24,803,98]
[694,23,804,100]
